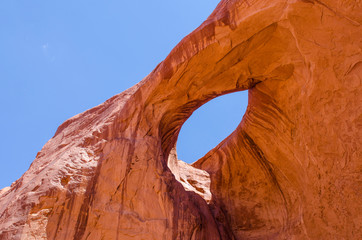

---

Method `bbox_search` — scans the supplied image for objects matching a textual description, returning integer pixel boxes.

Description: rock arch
[0,0,360,239]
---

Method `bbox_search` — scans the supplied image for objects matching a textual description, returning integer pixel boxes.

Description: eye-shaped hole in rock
[177,91,249,164]
[168,90,248,203]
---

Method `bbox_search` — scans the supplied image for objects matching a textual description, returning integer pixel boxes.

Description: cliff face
[0,0,361,239]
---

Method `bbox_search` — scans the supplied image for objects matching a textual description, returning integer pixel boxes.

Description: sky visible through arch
[0,1,249,189]
[177,92,248,164]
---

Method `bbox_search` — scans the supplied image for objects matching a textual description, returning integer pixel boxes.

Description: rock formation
[0,0,361,239]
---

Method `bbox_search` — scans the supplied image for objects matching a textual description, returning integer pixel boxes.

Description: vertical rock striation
[0,0,361,239]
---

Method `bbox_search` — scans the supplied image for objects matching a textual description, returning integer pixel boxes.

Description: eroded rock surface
[0,0,361,239]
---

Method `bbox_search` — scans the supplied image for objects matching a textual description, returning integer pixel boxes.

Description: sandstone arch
[0,0,361,239]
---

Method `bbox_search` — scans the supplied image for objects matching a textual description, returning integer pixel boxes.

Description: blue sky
[0,1,248,189]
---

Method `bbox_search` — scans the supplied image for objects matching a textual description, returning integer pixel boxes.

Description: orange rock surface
[0,0,361,239]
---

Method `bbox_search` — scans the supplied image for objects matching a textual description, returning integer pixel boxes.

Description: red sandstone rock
[0,0,361,239]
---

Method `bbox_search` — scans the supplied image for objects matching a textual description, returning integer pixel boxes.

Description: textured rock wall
[0,0,361,239]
